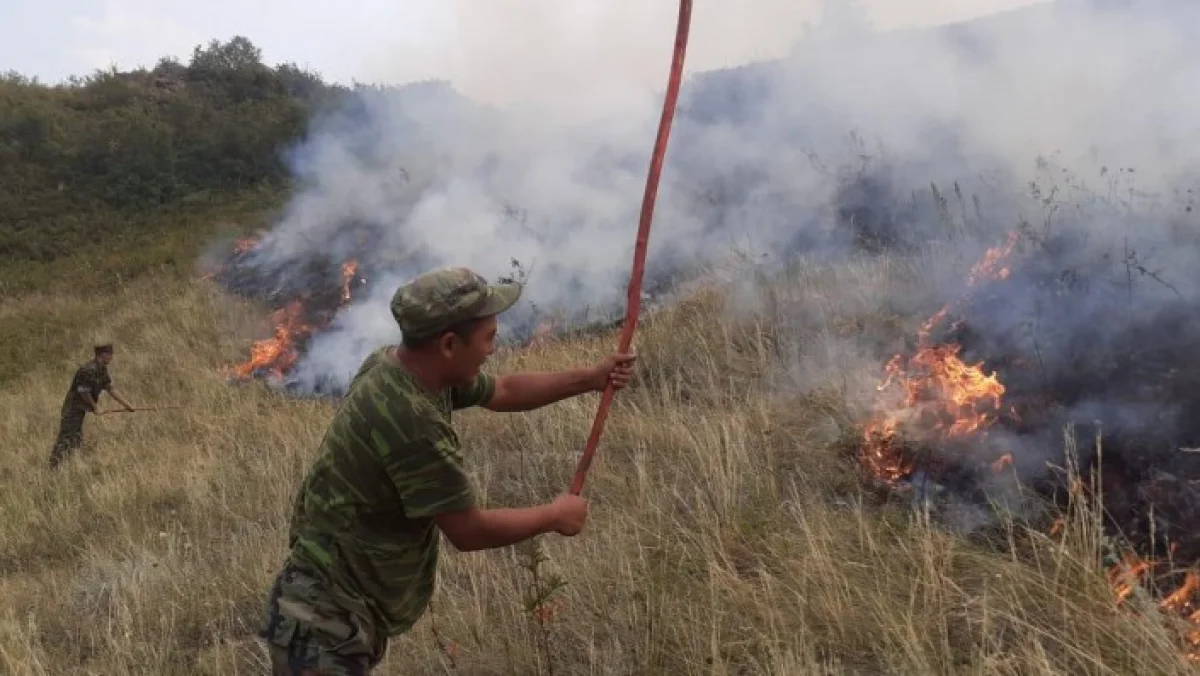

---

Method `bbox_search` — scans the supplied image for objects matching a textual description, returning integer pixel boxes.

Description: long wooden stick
[569,0,693,496]
[98,405,185,415]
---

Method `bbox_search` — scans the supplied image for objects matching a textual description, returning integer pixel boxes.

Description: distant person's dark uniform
[49,344,132,468]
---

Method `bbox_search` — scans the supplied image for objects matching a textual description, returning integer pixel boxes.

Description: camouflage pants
[48,410,86,469]
[259,558,387,675]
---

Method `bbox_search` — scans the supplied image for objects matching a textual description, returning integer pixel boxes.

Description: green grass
[0,189,284,386]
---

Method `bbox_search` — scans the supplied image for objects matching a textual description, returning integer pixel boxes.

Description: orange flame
[226,300,313,381]
[859,233,1019,484]
[1160,572,1200,613]
[1041,513,1200,662]
[1046,523,1200,662]
[860,224,1200,664]
[341,260,359,302]
[226,256,366,382]
[967,230,1019,286]
[990,453,1014,473]
[1107,551,1152,604]
[1100,550,1200,661]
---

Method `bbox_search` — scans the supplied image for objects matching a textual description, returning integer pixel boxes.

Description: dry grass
[0,260,1195,675]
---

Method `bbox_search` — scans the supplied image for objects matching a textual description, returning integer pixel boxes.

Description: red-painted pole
[570,0,693,496]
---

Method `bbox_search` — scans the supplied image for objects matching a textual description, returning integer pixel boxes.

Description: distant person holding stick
[48,343,135,468]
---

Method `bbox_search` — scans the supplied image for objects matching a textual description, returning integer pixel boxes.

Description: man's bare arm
[107,387,135,411]
[483,353,637,413]
[79,392,98,413]
[432,495,586,552]
[484,369,597,413]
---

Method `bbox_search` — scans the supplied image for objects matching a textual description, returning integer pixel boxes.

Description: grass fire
[852,224,1200,663]
[203,233,370,388]
[860,230,1018,485]
[199,165,1200,669]
[8,1,1200,674]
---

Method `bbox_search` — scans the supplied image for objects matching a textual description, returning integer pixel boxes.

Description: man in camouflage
[48,343,136,468]
[259,266,637,675]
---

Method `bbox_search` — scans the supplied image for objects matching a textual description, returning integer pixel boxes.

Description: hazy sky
[3,0,1048,102]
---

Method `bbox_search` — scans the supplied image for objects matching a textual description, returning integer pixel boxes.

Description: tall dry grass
[0,262,1194,675]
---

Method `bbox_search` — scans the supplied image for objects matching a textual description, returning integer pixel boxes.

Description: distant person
[48,343,136,468]
[258,266,637,675]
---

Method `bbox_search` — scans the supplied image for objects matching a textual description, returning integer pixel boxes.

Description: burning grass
[851,227,1200,664]
[203,235,369,386]
[2,256,1199,675]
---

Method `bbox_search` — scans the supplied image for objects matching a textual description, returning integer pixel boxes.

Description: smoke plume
[224,0,1200,431]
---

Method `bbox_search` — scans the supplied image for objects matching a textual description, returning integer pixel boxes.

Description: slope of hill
[5,3,1200,673]
[2,261,1196,675]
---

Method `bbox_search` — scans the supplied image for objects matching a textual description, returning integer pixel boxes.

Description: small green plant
[515,537,567,676]
[514,433,568,676]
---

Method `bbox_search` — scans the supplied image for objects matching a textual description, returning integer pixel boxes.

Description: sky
[2,0,1050,103]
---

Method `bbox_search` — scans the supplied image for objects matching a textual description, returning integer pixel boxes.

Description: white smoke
[234,0,1200,396]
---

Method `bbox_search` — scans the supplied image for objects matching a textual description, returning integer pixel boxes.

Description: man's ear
[436,331,458,359]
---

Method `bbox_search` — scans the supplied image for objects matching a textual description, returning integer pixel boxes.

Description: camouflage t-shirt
[286,345,495,636]
[62,361,112,416]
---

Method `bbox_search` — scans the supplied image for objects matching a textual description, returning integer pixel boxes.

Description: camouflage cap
[391,266,522,341]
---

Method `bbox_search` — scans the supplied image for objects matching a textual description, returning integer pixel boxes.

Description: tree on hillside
[0,37,348,262]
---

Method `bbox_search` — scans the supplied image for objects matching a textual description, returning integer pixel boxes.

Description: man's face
[441,315,498,387]
[97,351,113,366]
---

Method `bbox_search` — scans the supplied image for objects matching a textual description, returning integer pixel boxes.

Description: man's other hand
[590,352,637,392]
[549,493,589,536]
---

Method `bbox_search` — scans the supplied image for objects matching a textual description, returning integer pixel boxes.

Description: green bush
[0,36,346,268]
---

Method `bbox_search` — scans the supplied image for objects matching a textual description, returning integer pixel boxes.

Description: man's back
[285,346,494,636]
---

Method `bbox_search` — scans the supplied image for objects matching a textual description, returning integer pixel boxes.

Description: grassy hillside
[1,252,1195,675]
[0,191,287,387]
[3,27,1198,676]
[0,35,338,386]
